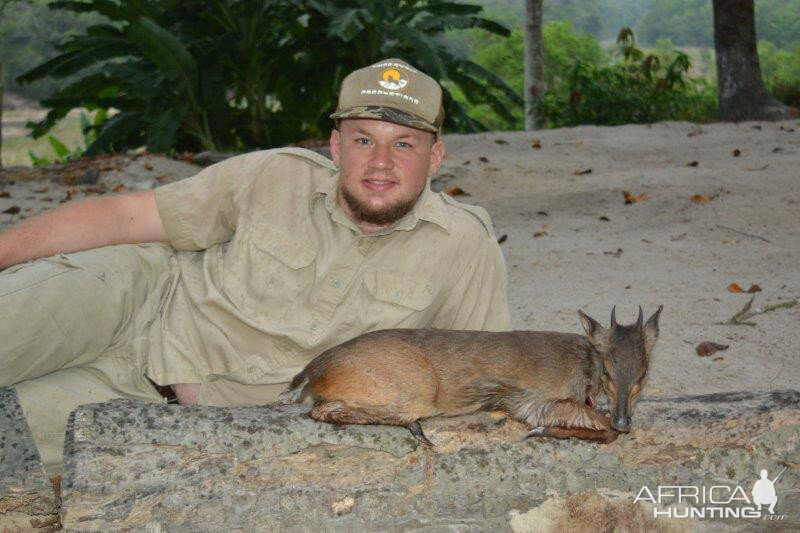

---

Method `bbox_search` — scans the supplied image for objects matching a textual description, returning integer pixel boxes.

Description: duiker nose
[613,415,631,432]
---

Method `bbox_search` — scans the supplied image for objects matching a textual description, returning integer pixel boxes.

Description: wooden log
[0,388,60,531]
[59,391,800,531]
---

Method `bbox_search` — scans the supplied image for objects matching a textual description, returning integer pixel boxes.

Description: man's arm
[0,190,167,270]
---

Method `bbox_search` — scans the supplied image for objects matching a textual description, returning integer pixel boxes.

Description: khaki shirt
[150,148,510,406]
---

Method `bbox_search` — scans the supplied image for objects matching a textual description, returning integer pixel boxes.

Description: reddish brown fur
[280,307,662,445]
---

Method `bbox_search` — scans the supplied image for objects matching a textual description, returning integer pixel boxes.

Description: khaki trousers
[0,243,174,474]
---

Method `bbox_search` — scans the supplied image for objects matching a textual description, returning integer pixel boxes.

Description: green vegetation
[539,29,717,128]
[2,0,798,162]
[16,0,520,155]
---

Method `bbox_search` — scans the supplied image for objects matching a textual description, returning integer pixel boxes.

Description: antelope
[279,306,662,446]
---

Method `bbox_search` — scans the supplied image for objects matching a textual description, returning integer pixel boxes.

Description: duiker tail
[278,371,309,404]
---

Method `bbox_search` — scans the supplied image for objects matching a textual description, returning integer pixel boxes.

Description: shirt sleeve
[154,151,272,251]
[429,234,512,331]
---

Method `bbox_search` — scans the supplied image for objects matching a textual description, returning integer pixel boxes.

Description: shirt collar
[312,172,451,235]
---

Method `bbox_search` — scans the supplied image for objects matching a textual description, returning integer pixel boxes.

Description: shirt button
[331,278,341,288]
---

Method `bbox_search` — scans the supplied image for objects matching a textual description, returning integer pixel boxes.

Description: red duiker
[279,306,662,446]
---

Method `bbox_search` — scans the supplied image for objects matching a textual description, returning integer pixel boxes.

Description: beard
[339,181,422,226]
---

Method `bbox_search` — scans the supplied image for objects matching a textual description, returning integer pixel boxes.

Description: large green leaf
[126,17,198,93]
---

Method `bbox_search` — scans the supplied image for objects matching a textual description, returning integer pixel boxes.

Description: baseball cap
[330,58,445,133]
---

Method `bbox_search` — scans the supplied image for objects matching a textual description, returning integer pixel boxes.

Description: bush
[759,40,800,107]
[539,29,717,127]
[450,20,605,130]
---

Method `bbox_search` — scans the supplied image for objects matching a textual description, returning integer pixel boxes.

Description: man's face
[330,118,444,230]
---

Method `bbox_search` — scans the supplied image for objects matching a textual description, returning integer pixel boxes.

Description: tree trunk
[523,0,544,130]
[712,0,789,121]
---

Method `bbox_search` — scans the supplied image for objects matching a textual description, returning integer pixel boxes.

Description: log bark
[0,388,61,530]
[712,0,790,121]
[523,0,544,130]
[57,390,800,531]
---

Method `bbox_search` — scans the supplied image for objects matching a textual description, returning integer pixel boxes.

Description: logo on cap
[378,68,407,91]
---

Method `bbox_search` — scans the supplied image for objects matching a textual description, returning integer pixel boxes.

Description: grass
[1,109,85,167]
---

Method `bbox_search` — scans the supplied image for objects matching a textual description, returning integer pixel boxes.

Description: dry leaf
[746,284,762,293]
[494,139,508,145]
[144,163,154,170]
[112,184,126,193]
[687,161,699,167]
[573,168,592,175]
[727,283,744,293]
[497,234,507,244]
[0,191,9,198]
[603,248,623,258]
[599,216,610,222]
[732,149,741,157]
[696,341,729,357]
[531,139,542,149]
[533,231,547,238]
[3,206,21,215]
[445,186,469,197]
[478,156,489,163]
[687,126,703,137]
[623,190,647,204]
[746,164,769,171]
[691,194,712,203]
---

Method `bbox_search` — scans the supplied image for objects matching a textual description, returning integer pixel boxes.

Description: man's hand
[0,190,168,270]
[172,383,201,405]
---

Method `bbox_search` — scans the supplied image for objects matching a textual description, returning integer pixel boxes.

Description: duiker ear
[643,305,663,354]
[578,309,608,350]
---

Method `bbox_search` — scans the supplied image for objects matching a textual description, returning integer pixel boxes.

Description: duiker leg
[310,401,434,446]
[525,399,618,443]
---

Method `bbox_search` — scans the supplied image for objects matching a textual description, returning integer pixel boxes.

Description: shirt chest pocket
[363,271,437,326]
[223,228,316,320]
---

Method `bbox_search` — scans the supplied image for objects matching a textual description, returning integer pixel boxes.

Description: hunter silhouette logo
[635,466,790,520]
[379,68,408,90]
[752,467,786,514]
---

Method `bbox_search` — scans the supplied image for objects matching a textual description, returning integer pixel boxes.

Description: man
[0,58,510,473]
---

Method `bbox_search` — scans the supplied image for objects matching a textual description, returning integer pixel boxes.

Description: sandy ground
[1,119,798,398]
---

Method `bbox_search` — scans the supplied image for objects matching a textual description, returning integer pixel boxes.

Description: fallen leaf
[746,164,769,171]
[727,283,744,293]
[687,126,703,137]
[671,233,687,241]
[463,160,471,165]
[732,149,741,157]
[144,163,154,170]
[599,216,610,222]
[696,341,729,357]
[42,197,53,202]
[497,234,507,244]
[478,156,489,163]
[533,231,547,238]
[746,284,762,293]
[445,186,469,196]
[537,211,548,216]
[687,161,699,167]
[0,191,9,198]
[752,125,762,130]
[603,248,623,258]
[112,184,126,193]
[3,206,21,215]
[713,357,725,362]
[773,147,784,153]
[494,139,508,145]
[623,190,647,204]
[531,139,542,149]
[724,419,739,429]
[691,194,712,203]
[573,168,592,175]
